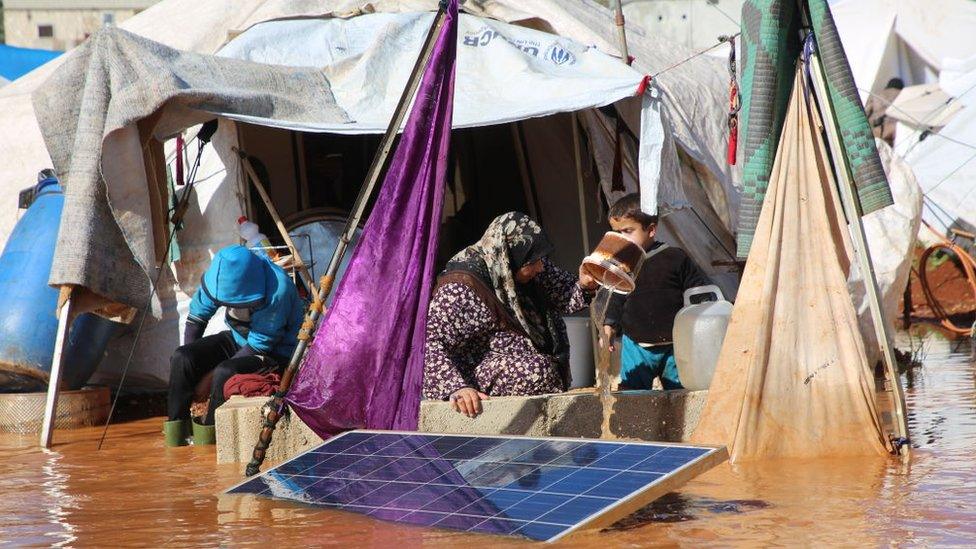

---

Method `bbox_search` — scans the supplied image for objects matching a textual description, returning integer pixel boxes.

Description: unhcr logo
[462,25,577,66]
[545,43,576,66]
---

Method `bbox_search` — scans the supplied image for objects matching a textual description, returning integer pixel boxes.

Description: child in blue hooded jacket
[164,245,304,444]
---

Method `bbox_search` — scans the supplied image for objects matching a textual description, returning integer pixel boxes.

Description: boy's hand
[601,325,617,352]
[579,265,599,290]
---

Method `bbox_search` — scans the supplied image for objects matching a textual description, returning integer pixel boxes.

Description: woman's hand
[578,264,599,290]
[450,387,489,418]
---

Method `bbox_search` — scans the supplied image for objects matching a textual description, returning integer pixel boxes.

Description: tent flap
[33,26,350,313]
[692,68,890,461]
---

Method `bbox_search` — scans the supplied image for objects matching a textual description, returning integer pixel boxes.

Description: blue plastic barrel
[0,177,120,392]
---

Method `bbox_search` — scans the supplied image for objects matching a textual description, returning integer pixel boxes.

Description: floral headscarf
[445,212,562,354]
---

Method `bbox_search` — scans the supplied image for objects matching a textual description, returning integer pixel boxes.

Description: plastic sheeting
[692,69,890,461]
[217,12,674,215]
[0,44,61,82]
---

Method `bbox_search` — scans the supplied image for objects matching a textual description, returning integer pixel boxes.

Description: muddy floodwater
[3,329,975,546]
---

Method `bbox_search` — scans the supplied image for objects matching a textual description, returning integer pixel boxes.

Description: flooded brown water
[2,329,975,546]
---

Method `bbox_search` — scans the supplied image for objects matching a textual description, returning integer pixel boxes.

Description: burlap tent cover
[691,67,890,461]
[32,26,349,317]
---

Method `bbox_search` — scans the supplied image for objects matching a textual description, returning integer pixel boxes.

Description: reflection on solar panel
[225,431,727,542]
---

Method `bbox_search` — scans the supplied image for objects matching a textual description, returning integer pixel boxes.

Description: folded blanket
[224,372,281,399]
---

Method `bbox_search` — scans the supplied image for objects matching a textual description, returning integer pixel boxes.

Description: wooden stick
[571,113,591,255]
[40,291,75,448]
[510,122,540,220]
[235,149,319,302]
[611,0,630,63]
[807,48,911,456]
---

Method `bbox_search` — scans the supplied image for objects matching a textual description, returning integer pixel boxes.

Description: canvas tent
[1,0,919,390]
[5,0,739,390]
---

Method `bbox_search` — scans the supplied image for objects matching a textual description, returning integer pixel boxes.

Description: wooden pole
[244,5,450,477]
[807,50,911,455]
[510,122,541,220]
[611,0,630,63]
[234,148,319,302]
[572,113,591,255]
[40,291,74,448]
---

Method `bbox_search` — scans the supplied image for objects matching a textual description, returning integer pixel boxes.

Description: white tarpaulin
[217,12,676,214]
[832,0,976,103]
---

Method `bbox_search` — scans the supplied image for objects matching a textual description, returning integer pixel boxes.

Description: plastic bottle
[237,216,277,259]
[672,285,733,390]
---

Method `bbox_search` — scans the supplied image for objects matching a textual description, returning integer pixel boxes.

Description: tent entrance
[234,112,608,277]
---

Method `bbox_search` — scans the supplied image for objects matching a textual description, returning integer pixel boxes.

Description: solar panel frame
[225,430,728,542]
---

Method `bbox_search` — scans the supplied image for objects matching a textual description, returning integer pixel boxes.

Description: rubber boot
[192,420,216,445]
[163,419,190,447]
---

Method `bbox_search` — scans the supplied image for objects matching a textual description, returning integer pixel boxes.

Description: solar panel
[224,430,727,542]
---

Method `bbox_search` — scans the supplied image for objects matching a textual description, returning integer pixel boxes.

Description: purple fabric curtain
[286,1,457,436]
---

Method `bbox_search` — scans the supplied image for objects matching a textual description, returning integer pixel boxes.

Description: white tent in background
[831,0,976,103]
[0,0,920,389]
[904,55,976,238]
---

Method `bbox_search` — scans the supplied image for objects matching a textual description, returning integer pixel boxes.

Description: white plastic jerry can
[672,285,733,391]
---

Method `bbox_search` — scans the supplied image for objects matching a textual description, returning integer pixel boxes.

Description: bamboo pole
[807,49,911,456]
[244,5,450,477]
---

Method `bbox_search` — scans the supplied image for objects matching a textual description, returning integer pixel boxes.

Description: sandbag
[691,67,890,461]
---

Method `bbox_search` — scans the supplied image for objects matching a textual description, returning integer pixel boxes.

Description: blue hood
[201,245,266,307]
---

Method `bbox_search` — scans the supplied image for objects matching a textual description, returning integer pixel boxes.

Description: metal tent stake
[244,4,450,477]
[807,49,911,456]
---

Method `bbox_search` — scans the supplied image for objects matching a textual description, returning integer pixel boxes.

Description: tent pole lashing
[806,40,911,458]
[243,3,450,477]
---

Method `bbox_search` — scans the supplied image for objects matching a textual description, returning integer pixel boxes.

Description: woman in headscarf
[423,212,598,417]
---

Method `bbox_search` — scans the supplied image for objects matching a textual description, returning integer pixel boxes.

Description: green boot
[192,420,216,445]
[163,419,190,447]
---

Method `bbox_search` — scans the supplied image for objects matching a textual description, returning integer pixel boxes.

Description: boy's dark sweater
[604,242,711,346]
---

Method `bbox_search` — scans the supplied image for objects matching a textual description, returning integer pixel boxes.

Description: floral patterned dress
[423,259,591,400]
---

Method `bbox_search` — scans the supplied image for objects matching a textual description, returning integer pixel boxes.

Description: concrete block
[418,395,547,436]
[215,395,322,465]
[545,392,603,439]
[216,389,709,465]
[420,389,708,442]
[609,390,707,441]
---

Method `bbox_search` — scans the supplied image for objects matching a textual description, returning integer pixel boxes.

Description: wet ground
[2,329,974,546]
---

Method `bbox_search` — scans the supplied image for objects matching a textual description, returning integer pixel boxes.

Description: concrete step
[215,389,708,464]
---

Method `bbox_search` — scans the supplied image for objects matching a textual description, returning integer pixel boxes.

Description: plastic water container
[0,177,120,392]
[672,285,733,391]
[237,216,275,258]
